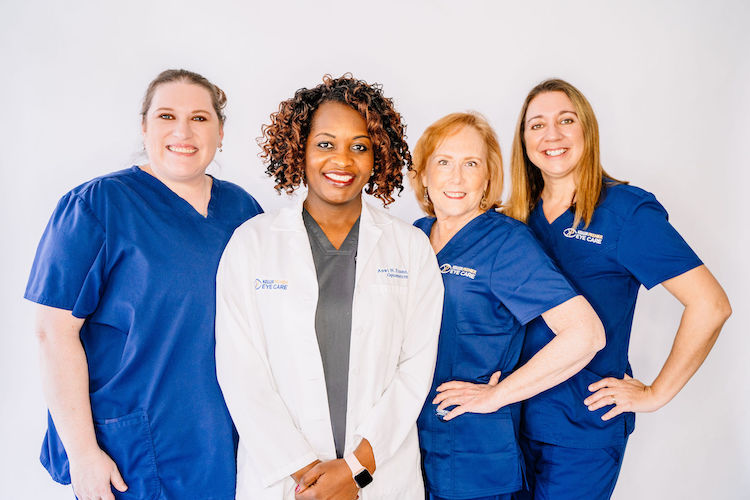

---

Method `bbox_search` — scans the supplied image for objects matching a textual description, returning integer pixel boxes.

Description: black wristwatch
[344,453,373,488]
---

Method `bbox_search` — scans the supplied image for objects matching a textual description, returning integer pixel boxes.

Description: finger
[601,405,623,421]
[587,396,616,412]
[436,381,471,392]
[299,467,324,489]
[110,466,128,492]
[588,377,617,392]
[489,371,502,385]
[583,389,614,406]
[433,389,467,405]
[437,397,464,412]
[624,373,632,379]
[442,405,468,421]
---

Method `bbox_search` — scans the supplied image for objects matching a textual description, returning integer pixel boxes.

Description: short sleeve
[492,225,578,325]
[25,192,107,318]
[616,194,702,289]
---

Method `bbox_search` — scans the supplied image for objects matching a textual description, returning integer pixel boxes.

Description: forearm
[649,300,729,406]
[38,330,98,460]
[493,328,600,408]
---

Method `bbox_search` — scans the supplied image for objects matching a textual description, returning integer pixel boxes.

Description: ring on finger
[611,395,617,405]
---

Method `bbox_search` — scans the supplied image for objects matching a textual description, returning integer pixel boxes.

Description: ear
[141,119,147,137]
[218,124,224,143]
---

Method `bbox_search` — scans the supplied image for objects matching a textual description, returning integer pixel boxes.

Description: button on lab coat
[216,198,444,499]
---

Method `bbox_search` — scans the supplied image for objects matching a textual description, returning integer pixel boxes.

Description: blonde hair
[506,78,624,228]
[410,112,503,217]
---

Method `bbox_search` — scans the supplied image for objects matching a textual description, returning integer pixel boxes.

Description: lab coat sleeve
[215,230,319,488]
[353,232,443,467]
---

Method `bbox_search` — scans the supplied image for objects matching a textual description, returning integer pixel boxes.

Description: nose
[331,150,353,168]
[172,117,193,140]
[544,122,563,141]
[449,164,464,183]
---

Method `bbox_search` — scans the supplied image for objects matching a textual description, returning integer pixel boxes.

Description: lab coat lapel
[355,201,384,286]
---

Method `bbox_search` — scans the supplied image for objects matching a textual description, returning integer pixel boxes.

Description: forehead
[526,91,575,118]
[310,101,368,133]
[149,81,214,112]
[433,126,487,157]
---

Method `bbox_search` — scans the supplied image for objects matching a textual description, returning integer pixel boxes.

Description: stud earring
[218,143,223,153]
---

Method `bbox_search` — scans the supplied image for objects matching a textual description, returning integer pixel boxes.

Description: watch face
[354,469,373,488]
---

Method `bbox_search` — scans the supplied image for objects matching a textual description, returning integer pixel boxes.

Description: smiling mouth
[544,148,568,157]
[443,191,466,199]
[323,172,355,186]
[167,145,198,154]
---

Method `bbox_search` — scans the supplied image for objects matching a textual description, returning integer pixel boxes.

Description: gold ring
[611,395,617,404]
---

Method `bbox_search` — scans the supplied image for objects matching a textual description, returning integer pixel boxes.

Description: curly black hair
[259,74,411,206]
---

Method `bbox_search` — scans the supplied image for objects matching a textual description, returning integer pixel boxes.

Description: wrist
[344,452,373,488]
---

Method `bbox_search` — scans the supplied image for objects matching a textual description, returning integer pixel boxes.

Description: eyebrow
[153,107,212,114]
[526,110,578,122]
[312,132,371,140]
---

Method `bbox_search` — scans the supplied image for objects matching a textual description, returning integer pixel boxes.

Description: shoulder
[598,183,658,214]
[368,204,431,243]
[51,167,140,221]
[483,210,536,242]
[213,177,262,211]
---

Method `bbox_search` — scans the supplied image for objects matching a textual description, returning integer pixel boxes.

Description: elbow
[589,319,606,354]
[718,297,732,324]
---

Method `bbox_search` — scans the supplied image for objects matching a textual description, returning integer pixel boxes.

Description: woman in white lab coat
[215,75,444,500]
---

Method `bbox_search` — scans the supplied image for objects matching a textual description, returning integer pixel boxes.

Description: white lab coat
[215,198,444,500]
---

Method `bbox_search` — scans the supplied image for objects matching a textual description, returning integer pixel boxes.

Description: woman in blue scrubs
[25,69,262,500]
[506,79,732,499]
[410,112,606,500]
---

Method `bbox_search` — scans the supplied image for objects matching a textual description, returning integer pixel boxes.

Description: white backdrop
[1,1,747,498]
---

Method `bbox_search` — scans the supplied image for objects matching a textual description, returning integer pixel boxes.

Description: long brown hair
[506,78,624,228]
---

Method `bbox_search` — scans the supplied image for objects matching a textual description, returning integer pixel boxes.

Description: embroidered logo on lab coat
[563,227,603,245]
[439,264,477,279]
[255,279,289,290]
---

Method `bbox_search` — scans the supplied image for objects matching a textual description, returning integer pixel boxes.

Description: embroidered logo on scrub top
[439,263,477,279]
[255,279,288,290]
[376,267,409,280]
[563,227,603,245]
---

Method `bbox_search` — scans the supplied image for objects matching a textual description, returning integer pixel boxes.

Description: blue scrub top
[25,166,262,500]
[415,210,578,499]
[520,183,702,449]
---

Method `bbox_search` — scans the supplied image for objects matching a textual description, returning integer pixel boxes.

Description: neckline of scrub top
[427,210,492,260]
[535,198,574,228]
[132,165,219,220]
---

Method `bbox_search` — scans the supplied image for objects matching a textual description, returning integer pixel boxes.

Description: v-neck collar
[535,198,573,227]
[427,211,492,261]
[133,166,218,220]
[303,208,360,254]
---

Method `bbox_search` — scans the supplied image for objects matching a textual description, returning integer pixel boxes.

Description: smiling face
[421,125,489,224]
[303,101,374,214]
[523,91,584,183]
[142,81,223,183]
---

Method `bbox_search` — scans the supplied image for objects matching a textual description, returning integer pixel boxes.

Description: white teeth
[168,146,197,153]
[444,191,466,199]
[545,148,567,157]
[325,173,353,182]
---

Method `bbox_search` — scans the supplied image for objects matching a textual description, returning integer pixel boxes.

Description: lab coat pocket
[94,409,160,500]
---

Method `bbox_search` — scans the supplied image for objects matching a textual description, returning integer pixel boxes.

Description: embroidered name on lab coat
[376,267,409,280]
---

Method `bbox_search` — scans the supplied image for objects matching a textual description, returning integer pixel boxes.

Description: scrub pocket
[94,409,160,500]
